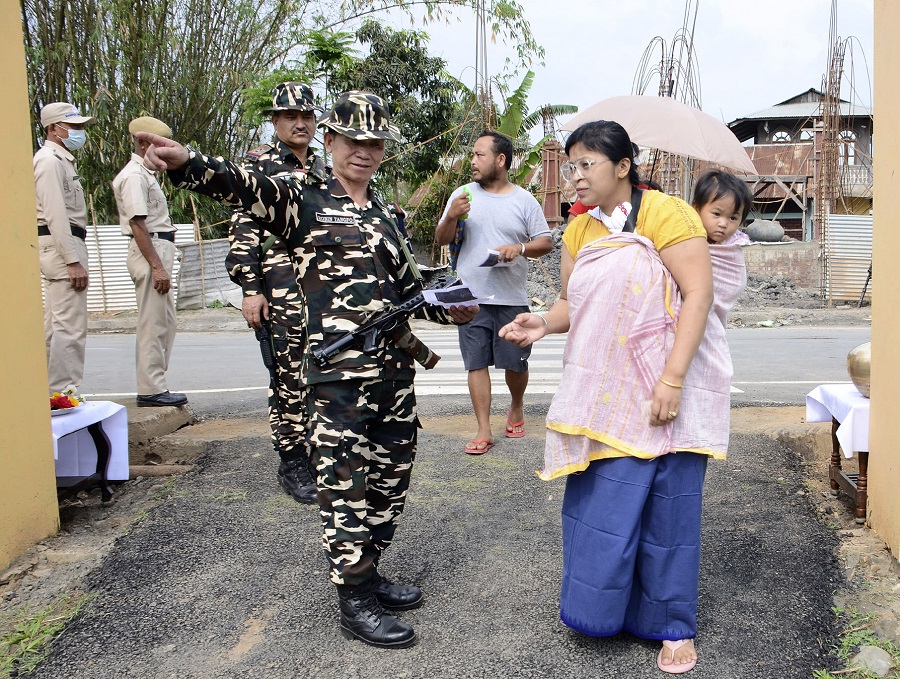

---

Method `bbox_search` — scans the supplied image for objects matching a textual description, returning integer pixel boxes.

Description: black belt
[38,225,86,240]
[128,231,175,242]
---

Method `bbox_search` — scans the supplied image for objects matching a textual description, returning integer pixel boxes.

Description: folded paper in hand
[422,284,492,308]
[479,249,515,268]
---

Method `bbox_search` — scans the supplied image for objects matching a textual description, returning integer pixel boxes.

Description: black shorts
[457,304,532,372]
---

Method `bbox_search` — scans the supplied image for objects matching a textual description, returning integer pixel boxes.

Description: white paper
[423,284,493,308]
[479,249,515,267]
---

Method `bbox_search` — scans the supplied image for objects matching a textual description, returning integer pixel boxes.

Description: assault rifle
[254,314,281,415]
[312,276,458,369]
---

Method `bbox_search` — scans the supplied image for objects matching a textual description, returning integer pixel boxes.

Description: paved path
[31,402,839,679]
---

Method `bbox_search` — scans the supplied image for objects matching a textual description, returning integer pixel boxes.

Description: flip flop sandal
[657,639,697,674]
[505,411,525,438]
[465,439,494,455]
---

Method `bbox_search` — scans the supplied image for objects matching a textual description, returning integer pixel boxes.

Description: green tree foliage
[303,29,360,103]
[331,20,460,201]
[406,166,471,257]
[20,0,301,233]
[334,0,544,67]
[20,0,543,235]
[405,70,575,256]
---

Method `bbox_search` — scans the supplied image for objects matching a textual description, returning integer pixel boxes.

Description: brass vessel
[847,342,871,398]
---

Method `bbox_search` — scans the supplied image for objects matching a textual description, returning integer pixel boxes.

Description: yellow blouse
[562,189,705,257]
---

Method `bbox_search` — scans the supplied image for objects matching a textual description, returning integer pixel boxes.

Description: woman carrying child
[500,122,751,674]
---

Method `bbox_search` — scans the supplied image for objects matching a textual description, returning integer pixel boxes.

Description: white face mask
[60,128,87,151]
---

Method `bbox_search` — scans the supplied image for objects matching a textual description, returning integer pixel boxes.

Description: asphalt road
[30,392,841,678]
[82,326,871,415]
[27,321,861,677]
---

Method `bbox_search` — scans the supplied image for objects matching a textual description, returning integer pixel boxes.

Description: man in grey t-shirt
[436,131,553,454]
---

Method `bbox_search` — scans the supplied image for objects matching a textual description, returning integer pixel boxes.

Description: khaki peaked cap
[129,116,172,138]
[41,102,97,128]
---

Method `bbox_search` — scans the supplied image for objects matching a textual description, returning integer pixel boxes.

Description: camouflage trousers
[306,378,418,586]
[268,321,309,463]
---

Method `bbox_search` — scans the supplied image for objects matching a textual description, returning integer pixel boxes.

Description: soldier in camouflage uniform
[139,91,477,650]
[226,82,326,504]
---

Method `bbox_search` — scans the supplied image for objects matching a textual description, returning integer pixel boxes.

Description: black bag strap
[622,186,644,233]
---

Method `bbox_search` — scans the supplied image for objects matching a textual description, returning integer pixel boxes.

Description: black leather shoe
[372,572,423,610]
[337,582,416,649]
[277,457,317,505]
[136,391,188,407]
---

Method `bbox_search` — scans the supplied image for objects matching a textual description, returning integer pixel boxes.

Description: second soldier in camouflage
[226,82,326,504]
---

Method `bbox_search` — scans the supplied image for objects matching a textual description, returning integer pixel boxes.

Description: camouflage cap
[317,91,401,142]
[263,82,320,114]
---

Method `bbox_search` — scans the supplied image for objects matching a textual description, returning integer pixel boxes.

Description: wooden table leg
[855,450,869,525]
[829,418,841,495]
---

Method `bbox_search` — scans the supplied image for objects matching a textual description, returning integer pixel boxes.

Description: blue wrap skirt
[560,452,708,640]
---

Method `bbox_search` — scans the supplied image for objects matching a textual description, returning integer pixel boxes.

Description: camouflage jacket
[172,152,454,384]
[225,140,327,330]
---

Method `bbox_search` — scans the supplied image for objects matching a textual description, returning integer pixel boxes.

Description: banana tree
[496,70,577,185]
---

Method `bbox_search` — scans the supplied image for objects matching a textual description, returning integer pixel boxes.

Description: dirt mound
[735,273,822,310]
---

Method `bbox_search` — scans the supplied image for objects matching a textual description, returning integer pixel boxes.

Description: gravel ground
[17,396,843,679]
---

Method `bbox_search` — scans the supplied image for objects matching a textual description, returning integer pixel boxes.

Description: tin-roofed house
[728,88,873,303]
[728,87,873,242]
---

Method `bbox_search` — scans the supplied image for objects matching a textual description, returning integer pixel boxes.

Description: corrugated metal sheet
[80,224,199,312]
[175,239,242,310]
[824,213,872,303]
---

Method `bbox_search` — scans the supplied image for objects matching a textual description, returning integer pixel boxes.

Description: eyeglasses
[561,158,607,181]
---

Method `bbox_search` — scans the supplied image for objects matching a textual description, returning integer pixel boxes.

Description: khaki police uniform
[112,153,178,395]
[34,140,90,393]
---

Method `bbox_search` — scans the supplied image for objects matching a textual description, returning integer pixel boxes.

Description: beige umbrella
[560,95,757,175]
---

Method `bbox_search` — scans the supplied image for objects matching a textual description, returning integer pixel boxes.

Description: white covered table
[52,400,129,501]
[806,383,869,524]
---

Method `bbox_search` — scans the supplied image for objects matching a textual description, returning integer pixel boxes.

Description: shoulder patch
[244,143,274,161]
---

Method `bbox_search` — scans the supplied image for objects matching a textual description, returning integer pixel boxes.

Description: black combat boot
[277,456,317,505]
[337,581,417,649]
[371,572,423,610]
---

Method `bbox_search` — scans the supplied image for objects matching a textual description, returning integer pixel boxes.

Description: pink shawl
[542,233,681,480]
[670,232,747,452]
[541,232,748,480]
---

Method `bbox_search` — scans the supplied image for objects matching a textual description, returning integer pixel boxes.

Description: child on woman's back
[692,169,753,247]
[665,170,754,503]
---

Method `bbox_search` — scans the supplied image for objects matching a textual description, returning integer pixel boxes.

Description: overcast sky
[382,0,874,136]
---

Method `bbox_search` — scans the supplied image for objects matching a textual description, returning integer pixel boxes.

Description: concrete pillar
[868,0,900,554]
[0,0,60,569]
[540,140,564,228]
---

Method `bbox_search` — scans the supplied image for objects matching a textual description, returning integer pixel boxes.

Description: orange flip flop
[505,411,525,438]
[465,439,494,455]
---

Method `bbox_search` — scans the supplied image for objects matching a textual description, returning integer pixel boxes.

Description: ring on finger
[668,411,678,418]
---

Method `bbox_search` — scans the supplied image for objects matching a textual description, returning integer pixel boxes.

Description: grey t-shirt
[442,182,550,306]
